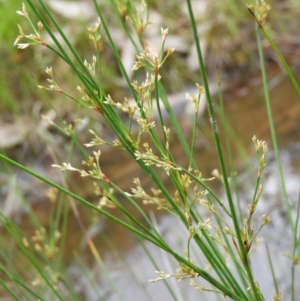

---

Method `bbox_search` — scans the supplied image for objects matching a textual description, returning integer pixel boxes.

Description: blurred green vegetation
[0,1,299,192]
[0,1,300,300]
[1,0,299,117]
[0,0,298,200]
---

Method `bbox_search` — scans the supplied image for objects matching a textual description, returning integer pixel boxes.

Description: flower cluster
[93,183,116,209]
[87,18,102,52]
[132,47,175,77]
[126,178,174,210]
[247,0,271,26]
[186,84,205,114]
[52,150,109,182]
[38,67,62,92]
[116,0,154,39]
[252,135,267,177]
[135,143,182,176]
[149,262,198,283]
[14,3,47,49]
[104,95,137,117]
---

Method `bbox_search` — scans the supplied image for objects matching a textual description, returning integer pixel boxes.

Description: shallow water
[74,145,299,301]
[69,68,300,300]
[2,67,300,300]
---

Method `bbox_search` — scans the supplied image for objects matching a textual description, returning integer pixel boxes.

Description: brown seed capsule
[94,105,104,115]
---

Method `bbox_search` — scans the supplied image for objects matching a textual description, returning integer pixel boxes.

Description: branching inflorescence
[13,1,276,300]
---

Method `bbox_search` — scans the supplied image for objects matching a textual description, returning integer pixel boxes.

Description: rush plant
[0,1,299,300]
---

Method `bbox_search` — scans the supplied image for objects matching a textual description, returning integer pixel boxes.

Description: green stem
[186,0,261,299]
[247,6,300,95]
[0,154,165,250]
[154,75,166,143]
[255,21,295,236]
